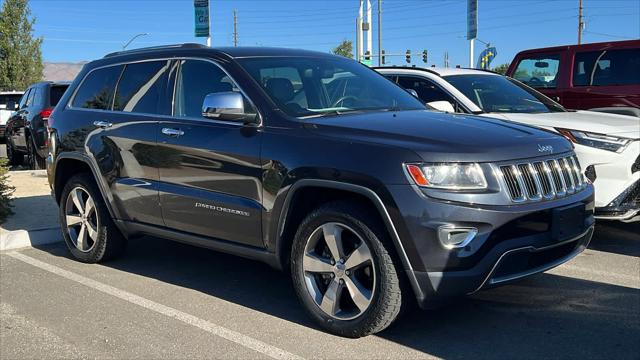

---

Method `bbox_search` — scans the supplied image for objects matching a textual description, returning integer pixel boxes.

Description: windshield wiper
[299,109,364,119]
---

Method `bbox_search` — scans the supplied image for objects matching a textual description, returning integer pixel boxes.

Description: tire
[59,173,126,263]
[6,140,23,166]
[291,201,403,338]
[27,137,45,170]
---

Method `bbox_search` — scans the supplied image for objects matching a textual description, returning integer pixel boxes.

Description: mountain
[43,62,87,82]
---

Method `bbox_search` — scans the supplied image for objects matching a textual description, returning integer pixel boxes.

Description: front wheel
[291,201,403,338]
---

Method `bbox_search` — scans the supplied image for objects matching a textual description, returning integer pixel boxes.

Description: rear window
[72,65,123,110]
[512,54,560,89]
[49,85,69,106]
[573,49,640,87]
[113,61,169,114]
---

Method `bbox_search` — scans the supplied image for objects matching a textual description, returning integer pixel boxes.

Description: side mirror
[427,100,456,113]
[405,88,419,98]
[202,92,258,124]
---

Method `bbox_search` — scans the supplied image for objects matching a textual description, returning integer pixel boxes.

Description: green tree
[492,63,510,75]
[0,0,43,91]
[332,40,353,59]
[0,158,15,223]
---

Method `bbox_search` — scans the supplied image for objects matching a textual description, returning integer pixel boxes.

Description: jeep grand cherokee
[47,44,595,338]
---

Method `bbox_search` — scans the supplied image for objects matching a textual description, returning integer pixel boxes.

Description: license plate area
[551,203,585,241]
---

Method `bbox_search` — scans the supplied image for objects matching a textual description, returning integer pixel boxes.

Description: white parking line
[6,251,304,360]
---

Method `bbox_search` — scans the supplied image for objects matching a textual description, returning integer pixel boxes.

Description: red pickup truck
[506,40,640,117]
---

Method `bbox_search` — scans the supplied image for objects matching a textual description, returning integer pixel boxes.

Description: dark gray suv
[47,44,595,337]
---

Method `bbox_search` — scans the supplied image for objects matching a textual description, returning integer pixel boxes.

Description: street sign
[467,0,477,40]
[477,46,497,69]
[194,0,209,38]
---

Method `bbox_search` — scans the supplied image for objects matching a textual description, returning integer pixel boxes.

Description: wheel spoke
[344,242,373,270]
[76,223,86,251]
[344,275,372,312]
[322,223,344,261]
[66,215,83,227]
[84,196,95,217]
[71,189,84,215]
[319,278,342,316]
[86,222,98,241]
[303,253,334,273]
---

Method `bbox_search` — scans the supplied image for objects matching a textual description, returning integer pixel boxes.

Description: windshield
[50,85,69,106]
[237,56,425,117]
[443,74,565,114]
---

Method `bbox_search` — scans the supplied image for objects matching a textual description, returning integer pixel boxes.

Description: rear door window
[113,61,170,114]
[512,54,561,88]
[72,65,124,110]
[49,85,69,106]
[574,49,640,86]
[18,89,31,109]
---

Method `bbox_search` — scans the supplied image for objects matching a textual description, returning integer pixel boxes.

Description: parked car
[506,40,640,117]
[0,90,23,142]
[376,66,639,222]
[48,44,594,337]
[5,81,70,168]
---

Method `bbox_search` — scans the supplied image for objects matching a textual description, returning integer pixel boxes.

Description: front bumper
[595,179,640,222]
[386,184,595,308]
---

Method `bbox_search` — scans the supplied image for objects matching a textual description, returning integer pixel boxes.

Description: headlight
[556,128,631,153]
[405,163,487,190]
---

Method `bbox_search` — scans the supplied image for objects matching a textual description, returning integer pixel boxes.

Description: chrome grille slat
[499,154,584,203]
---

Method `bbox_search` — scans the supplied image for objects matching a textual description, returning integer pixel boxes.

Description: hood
[305,110,573,162]
[490,110,640,139]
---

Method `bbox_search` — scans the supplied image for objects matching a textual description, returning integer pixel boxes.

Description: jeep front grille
[499,155,586,203]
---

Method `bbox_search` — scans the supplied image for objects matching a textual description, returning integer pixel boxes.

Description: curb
[0,227,62,251]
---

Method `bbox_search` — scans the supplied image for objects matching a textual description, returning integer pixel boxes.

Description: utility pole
[356,1,363,62]
[233,9,238,47]
[578,0,584,44]
[377,0,382,66]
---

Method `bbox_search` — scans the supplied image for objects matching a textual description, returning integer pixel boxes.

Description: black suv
[6,81,69,168]
[48,44,595,337]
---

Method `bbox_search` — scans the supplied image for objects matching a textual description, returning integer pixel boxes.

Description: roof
[513,39,639,55]
[103,43,335,60]
[374,66,500,77]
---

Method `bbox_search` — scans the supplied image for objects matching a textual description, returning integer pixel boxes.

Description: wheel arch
[274,179,424,301]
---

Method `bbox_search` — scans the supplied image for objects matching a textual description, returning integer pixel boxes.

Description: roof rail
[103,43,208,58]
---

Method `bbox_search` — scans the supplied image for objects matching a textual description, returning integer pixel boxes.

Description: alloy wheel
[302,222,376,320]
[64,187,99,252]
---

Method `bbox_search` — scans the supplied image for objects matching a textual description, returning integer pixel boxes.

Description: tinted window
[0,94,22,106]
[444,74,564,113]
[238,57,425,117]
[574,49,640,87]
[512,54,560,88]
[72,65,123,110]
[18,89,31,109]
[397,76,455,104]
[25,88,36,107]
[113,61,169,114]
[49,85,69,106]
[174,60,243,118]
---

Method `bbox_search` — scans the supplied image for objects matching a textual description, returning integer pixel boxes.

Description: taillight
[41,107,54,147]
[40,107,53,120]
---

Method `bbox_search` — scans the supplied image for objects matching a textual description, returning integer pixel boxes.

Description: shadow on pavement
[33,235,640,359]
[589,221,640,257]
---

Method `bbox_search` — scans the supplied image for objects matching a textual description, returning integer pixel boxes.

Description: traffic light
[364,51,371,61]
[405,49,411,63]
[422,50,428,63]
[381,50,385,65]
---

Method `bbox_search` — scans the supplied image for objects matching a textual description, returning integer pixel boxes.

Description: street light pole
[123,33,149,50]
[377,0,382,66]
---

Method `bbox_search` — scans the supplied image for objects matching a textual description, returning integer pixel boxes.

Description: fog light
[438,226,478,249]
[585,165,596,183]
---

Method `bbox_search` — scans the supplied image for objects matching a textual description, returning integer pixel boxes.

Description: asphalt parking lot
[1,212,639,359]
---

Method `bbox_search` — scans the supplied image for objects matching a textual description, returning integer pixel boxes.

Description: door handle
[93,120,113,128]
[161,128,184,137]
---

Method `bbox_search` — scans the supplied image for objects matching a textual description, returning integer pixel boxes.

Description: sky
[15,0,640,67]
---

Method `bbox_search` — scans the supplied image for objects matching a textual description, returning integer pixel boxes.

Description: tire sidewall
[291,206,398,337]
[59,174,109,263]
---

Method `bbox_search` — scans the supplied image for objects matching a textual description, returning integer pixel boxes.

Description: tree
[492,63,510,75]
[332,40,353,59]
[0,0,43,91]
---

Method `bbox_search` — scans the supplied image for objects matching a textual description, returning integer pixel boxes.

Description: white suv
[376,67,639,222]
[0,91,23,142]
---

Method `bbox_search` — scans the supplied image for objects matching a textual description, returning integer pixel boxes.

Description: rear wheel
[59,173,126,263]
[291,201,403,338]
[27,137,45,169]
